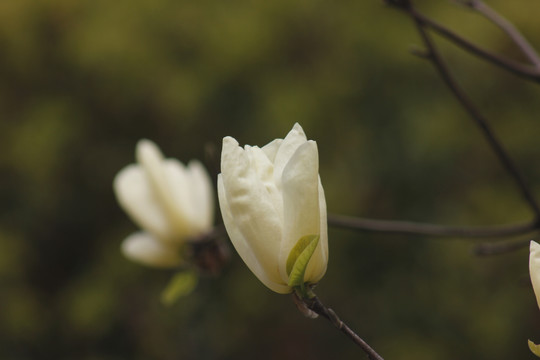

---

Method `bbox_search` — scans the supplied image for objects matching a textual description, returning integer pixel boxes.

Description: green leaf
[286,234,320,288]
[161,271,198,306]
[529,340,540,357]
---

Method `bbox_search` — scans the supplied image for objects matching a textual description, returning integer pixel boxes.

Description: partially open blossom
[218,123,328,294]
[529,241,540,356]
[114,139,214,268]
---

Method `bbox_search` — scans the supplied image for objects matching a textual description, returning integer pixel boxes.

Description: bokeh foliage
[1,0,540,359]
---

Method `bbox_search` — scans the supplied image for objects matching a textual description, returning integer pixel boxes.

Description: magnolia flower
[114,139,214,268]
[217,123,328,294]
[530,241,540,356]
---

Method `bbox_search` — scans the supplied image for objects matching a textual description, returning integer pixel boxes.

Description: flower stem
[296,293,384,360]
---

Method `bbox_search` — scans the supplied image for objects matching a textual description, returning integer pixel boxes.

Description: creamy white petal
[121,231,183,268]
[262,139,283,163]
[245,146,283,224]
[113,164,175,239]
[305,178,328,283]
[273,123,308,187]
[530,241,540,309]
[135,139,214,240]
[136,139,166,186]
[279,141,323,283]
[218,175,290,293]
[220,137,284,284]
[186,160,215,232]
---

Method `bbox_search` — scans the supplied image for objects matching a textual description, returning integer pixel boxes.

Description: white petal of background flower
[161,159,197,237]
[114,164,175,240]
[115,139,215,268]
[122,231,183,268]
[186,160,215,231]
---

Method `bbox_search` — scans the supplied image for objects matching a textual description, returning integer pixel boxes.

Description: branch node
[327,308,344,329]
[410,45,432,59]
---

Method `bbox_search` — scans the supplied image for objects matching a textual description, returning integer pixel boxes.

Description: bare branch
[328,214,537,238]
[297,293,385,360]
[414,11,540,82]
[385,0,540,82]
[458,0,540,69]
[474,237,531,256]
[385,0,540,223]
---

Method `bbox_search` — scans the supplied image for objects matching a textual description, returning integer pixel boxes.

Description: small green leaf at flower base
[161,271,198,306]
[286,234,320,289]
[529,340,540,357]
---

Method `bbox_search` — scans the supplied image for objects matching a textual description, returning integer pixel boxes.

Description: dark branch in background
[474,237,532,256]
[411,10,540,82]
[457,0,540,69]
[295,293,385,360]
[328,214,537,238]
[383,0,540,82]
[384,0,540,230]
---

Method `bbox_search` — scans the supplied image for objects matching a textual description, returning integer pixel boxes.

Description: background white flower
[114,139,214,268]
[218,123,328,293]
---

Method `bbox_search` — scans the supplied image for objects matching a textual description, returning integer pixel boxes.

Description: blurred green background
[1,0,540,359]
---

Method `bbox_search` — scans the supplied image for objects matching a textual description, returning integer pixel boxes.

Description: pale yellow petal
[305,178,328,283]
[246,146,283,224]
[272,123,307,188]
[279,141,325,283]
[261,138,283,163]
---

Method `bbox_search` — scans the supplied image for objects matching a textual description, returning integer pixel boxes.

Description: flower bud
[218,123,328,293]
[114,139,214,268]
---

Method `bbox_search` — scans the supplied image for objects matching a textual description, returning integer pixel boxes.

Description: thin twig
[474,237,531,256]
[459,0,540,69]
[387,0,540,224]
[299,294,384,360]
[328,214,537,238]
[411,10,540,82]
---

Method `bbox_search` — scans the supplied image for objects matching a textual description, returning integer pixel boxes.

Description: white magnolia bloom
[530,241,540,309]
[114,139,214,268]
[218,123,328,294]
